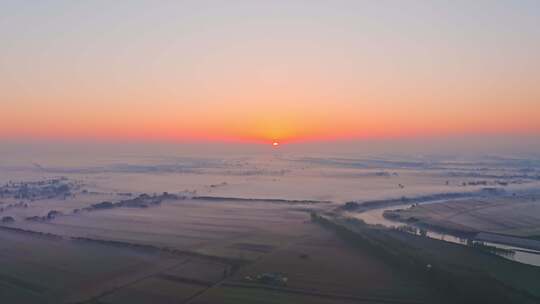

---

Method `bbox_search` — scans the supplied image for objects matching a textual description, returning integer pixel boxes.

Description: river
[348,200,540,267]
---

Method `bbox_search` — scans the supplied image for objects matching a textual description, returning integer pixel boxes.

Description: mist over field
[2,138,540,303]
[3,134,540,160]
[2,1,540,303]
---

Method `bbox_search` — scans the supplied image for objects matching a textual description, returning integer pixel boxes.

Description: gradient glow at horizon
[1,0,539,143]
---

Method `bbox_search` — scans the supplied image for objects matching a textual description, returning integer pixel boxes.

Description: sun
[272,141,280,147]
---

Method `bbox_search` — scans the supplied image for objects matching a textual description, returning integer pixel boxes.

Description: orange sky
[1,1,539,144]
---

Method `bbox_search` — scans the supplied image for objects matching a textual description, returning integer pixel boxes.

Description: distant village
[0,177,78,201]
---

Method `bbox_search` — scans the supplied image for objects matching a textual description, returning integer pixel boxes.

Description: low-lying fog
[1,138,539,202]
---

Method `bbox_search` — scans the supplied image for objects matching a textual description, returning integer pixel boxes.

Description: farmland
[1,154,540,303]
[0,196,444,304]
[383,196,540,238]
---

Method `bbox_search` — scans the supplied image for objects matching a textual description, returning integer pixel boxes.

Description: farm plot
[11,198,317,260]
[0,229,183,304]
[98,276,205,304]
[162,258,230,285]
[191,286,361,304]
[387,196,540,237]
[98,257,231,304]
[224,223,439,303]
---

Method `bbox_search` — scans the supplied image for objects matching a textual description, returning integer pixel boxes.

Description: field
[225,224,438,303]
[0,229,182,304]
[7,198,323,261]
[313,214,540,303]
[1,154,540,303]
[0,209,443,304]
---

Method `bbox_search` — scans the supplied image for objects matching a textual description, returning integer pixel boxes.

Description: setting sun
[272,141,280,147]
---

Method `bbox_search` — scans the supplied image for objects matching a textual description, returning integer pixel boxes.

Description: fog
[2,134,539,165]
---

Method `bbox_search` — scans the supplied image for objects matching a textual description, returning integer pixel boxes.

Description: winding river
[349,200,540,267]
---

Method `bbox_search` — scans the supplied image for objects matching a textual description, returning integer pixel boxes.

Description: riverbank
[380,195,540,252]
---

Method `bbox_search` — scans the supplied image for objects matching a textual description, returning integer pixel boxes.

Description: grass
[312,213,540,304]
[0,229,182,303]
[223,222,440,303]
[192,286,360,304]
[99,277,205,304]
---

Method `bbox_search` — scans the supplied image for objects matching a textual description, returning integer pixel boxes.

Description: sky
[1,0,539,145]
